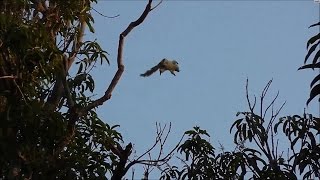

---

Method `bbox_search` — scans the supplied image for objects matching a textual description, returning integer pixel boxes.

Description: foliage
[0,0,159,179]
[160,79,320,180]
[298,22,320,105]
[160,127,245,180]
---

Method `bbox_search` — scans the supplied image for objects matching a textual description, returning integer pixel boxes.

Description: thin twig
[263,91,279,120]
[150,0,164,11]
[91,7,120,18]
[260,79,273,118]
[13,79,29,106]
[246,78,254,112]
[136,123,168,160]
[0,75,17,79]
[124,133,185,174]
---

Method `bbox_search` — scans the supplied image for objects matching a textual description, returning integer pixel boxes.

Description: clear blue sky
[84,1,318,178]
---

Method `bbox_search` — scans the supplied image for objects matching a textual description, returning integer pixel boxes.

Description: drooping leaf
[307,83,320,105]
[274,118,284,134]
[298,62,320,70]
[309,22,320,28]
[306,33,320,49]
[77,63,83,74]
[305,41,320,64]
[307,132,316,147]
[312,49,320,64]
[86,19,95,33]
[310,73,320,88]
[230,118,243,133]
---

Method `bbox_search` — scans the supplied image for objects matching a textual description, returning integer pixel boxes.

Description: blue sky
[84,0,319,178]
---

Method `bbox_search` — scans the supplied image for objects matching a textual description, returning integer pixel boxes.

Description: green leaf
[86,21,95,33]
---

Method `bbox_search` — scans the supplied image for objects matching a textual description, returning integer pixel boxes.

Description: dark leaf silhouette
[298,62,320,70]
[312,49,320,64]
[305,41,320,64]
[303,22,320,105]
[307,84,320,105]
[309,22,320,28]
[310,74,320,88]
[306,33,320,50]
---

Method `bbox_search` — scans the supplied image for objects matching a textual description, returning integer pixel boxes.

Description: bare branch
[272,101,286,120]
[263,91,279,120]
[13,79,29,106]
[260,79,273,117]
[91,7,120,18]
[45,20,86,110]
[82,0,153,113]
[0,75,17,79]
[68,21,86,69]
[124,128,185,175]
[136,123,169,161]
[246,78,255,112]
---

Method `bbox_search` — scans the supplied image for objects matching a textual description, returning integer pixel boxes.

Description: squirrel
[140,58,180,77]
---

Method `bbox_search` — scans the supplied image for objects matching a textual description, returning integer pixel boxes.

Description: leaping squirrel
[140,58,180,77]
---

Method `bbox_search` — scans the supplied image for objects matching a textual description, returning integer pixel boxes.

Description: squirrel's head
[172,60,179,72]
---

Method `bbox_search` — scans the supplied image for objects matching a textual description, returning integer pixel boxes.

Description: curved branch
[91,7,120,18]
[82,0,153,113]
[55,0,158,158]
[135,123,169,161]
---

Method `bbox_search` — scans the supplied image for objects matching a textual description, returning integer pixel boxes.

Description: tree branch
[82,0,153,113]
[45,21,86,110]
[0,75,17,79]
[124,129,185,176]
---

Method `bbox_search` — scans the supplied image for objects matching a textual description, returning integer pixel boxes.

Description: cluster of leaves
[160,127,217,179]
[160,127,246,180]
[298,22,320,105]
[276,114,320,179]
[160,80,320,180]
